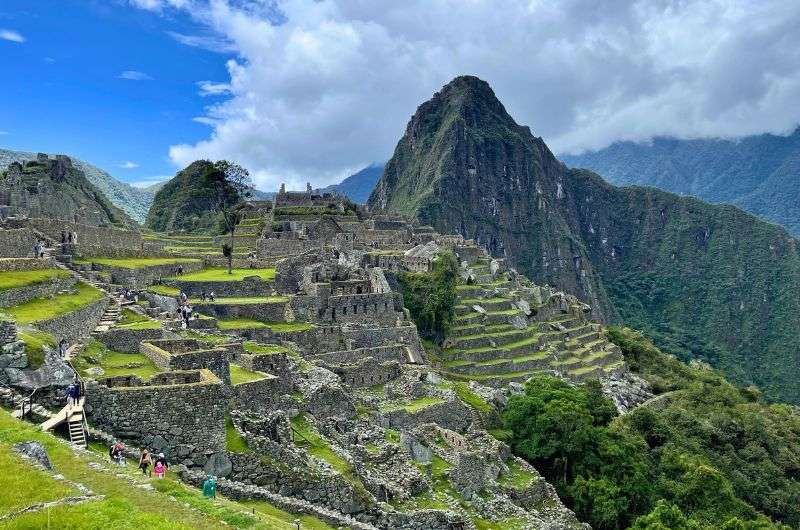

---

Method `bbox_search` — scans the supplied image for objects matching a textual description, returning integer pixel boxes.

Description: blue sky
[1,1,799,192]
[0,0,229,186]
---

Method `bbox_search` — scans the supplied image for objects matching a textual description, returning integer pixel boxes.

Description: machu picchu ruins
[0,158,654,528]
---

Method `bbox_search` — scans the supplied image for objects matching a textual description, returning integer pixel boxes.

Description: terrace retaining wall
[0,275,75,308]
[36,296,109,342]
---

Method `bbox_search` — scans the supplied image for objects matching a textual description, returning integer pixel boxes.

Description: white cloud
[118,70,153,81]
[131,0,800,190]
[197,80,231,96]
[0,29,25,43]
[167,31,235,53]
[118,161,139,169]
[43,57,56,64]
[130,178,168,189]
[128,0,189,11]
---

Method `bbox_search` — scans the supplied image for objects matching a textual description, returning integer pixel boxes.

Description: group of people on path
[176,289,215,328]
[136,448,169,478]
[64,380,81,407]
[32,240,47,258]
[60,230,78,245]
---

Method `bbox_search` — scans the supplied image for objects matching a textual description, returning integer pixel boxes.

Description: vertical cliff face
[369,75,800,403]
[369,76,616,322]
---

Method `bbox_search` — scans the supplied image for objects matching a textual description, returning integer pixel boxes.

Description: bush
[399,252,458,343]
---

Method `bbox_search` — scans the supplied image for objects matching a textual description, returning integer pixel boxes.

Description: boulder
[472,305,486,315]
[14,441,53,470]
[489,259,500,278]
[203,452,233,478]
[400,432,432,464]
[509,315,527,330]
[515,299,532,316]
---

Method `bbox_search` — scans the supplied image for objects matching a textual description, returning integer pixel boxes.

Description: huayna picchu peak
[370,76,800,405]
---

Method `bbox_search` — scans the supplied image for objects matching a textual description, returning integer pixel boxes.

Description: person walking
[202,475,217,499]
[113,442,126,466]
[58,338,68,358]
[139,449,152,477]
[65,382,76,408]
[154,453,168,479]
[209,291,215,302]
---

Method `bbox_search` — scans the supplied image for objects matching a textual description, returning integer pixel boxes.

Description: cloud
[43,57,56,64]
[128,0,189,11]
[118,70,153,81]
[0,29,24,43]
[167,31,235,53]
[131,0,800,190]
[197,80,231,96]
[130,178,169,189]
[118,161,139,169]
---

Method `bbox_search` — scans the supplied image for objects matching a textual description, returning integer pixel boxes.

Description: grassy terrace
[381,396,445,413]
[73,257,202,269]
[0,410,335,529]
[17,328,54,369]
[497,459,538,490]
[0,268,71,290]
[148,285,180,296]
[230,363,268,385]
[74,341,160,380]
[217,319,315,332]
[195,295,288,305]
[168,268,276,282]
[3,282,104,324]
[225,416,250,454]
[116,308,161,330]
[243,341,289,354]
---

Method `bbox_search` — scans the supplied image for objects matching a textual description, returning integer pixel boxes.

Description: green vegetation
[148,285,180,296]
[169,267,276,282]
[17,328,54,368]
[73,340,160,380]
[3,282,104,324]
[399,251,458,343]
[242,341,288,354]
[238,500,335,530]
[225,416,250,453]
[502,329,800,529]
[229,363,267,385]
[453,382,493,414]
[496,459,537,490]
[73,257,201,269]
[117,308,161,330]
[217,319,315,332]
[382,396,444,413]
[0,409,327,529]
[0,268,70,291]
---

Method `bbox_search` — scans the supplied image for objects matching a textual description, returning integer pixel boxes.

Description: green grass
[17,328,54,369]
[453,382,493,414]
[73,257,202,269]
[497,459,537,490]
[148,285,180,296]
[0,409,327,529]
[242,341,288,354]
[238,500,335,530]
[73,341,160,380]
[0,268,71,291]
[225,416,250,454]
[169,268,276,282]
[382,396,445,413]
[229,364,267,385]
[117,308,161,330]
[0,444,77,516]
[175,330,230,344]
[3,282,104,324]
[195,296,288,305]
[217,319,315,332]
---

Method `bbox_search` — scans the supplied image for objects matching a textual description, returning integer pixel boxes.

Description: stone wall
[0,227,39,258]
[232,374,283,414]
[97,327,169,354]
[193,300,288,322]
[381,400,474,433]
[310,345,407,365]
[83,260,204,289]
[331,359,401,388]
[23,218,143,251]
[85,369,226,465]
[140,339,230,384]
[0,275,75,308]
[258,238,319,258]
[167,276,273,298]
[36,296,109,343]
[323,292,402,324]
[0,257,57,271]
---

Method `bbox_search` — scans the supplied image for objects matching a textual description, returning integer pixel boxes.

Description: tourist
[58,338,68,358]
[201,290,207,302]
[139,449,152,477]
[33,241,41,258]
[67,231,73,244]
[180,290,188,304]
[177,265,184,276]
[202,475,217,499]
[154,453,168,479]
[72,232,77,245]
[65,382,76,408]
[209,291,216,302]
[111,442,125,466]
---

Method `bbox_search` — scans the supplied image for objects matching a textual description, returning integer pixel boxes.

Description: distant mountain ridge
[561,128,800,234]
[317,164,383,203]
[369,75,800,404]
[0,148,154,224]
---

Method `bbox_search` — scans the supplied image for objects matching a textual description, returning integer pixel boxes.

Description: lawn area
[217,319,315,332]
[17,328,54,369]
[73,257,202,269]
[73,340,160,380]
[242,341,289,354]
[225,415,250,453]
[0,268,71,291]
[453,382,494,414]
[148,285,180,296]
[3,282,104,324]
[0,409,333,529]
[229,363,268,386]
[169,268,276,282]
[195,295,288,305]
[382,396,445,413]
[497,458,538,490]
[116,308,161,330]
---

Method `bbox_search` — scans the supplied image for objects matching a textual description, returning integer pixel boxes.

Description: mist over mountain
[369,75,800,404]
[561,129,800,235]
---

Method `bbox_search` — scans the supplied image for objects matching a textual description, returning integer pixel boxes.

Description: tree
[212,160,253,274]
[399,251,458,343]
